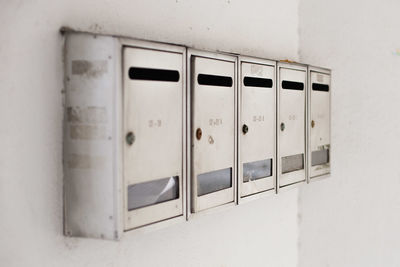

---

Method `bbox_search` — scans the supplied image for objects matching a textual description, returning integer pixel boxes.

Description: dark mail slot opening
[197,74,233,87]
[312,83,329,92]
[282,154,304,174]
[127,176,179,211]
[282,80,304,90]
[197,168,232,196]
[129,67,180,82]
[243,159,273,182]
[243,77,273,88]
[312,149,330,166]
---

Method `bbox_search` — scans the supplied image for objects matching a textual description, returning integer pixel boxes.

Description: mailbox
[308,66,331,180]
[123,46,185,229]
[63,31,186,240]
[277,62,307,189]
[238,57,276,199]
[188,50,237,213]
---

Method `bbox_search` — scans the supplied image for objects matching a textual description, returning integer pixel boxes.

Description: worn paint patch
[250,64,263,76]
[70,125,106,140]
[68,153,106,169]
[317,73,324,83]
[67,106,107,123]
[71,60,107,77]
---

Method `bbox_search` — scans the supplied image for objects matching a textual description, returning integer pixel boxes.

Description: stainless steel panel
[243,159,272,182]
[127,176,179,210]
[282,154,304,174]
[311,149,329,166]
[197,168,232,196]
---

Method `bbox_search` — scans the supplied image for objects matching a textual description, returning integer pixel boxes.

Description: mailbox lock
[126,131,135,146]
[311,120,315,128]
[280,122,285,131]
[242,124,249,134]
[196,128,202,140]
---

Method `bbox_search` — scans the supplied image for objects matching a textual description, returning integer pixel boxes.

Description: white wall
[0,1,300,266]
[298,0,400,266]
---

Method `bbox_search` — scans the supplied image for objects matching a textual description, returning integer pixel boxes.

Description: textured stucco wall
[298,0,400,266]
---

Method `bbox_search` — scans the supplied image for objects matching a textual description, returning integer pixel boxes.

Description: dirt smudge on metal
[70,125,106,140]
[71,60,107,78]
[67,106,107,123]
[67,153,106,169]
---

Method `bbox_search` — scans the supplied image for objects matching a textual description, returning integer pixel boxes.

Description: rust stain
[280,59,297,63]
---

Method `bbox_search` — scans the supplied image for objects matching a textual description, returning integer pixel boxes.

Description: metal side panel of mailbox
[63,32,122,240]
[238,56,276,202]
[276,62,308,191]
[63,31,186,240]
[187,49,237,216]
[307,66,331,182]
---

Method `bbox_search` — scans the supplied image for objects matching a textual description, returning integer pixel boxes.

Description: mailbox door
[239,60,275,197]
[309,70,331,178]
[191,55,236,212]
[123,46,184,229]
[278,66,307,187]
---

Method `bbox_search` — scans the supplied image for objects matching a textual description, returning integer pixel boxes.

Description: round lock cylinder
[242,124,249,134]
[126,131,135,145]
[196,128,202,140]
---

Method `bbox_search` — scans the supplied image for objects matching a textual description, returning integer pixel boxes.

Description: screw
[196,128,202,140]
[280,122,285,131]
[126,131,135,145]
[242,124,249,134]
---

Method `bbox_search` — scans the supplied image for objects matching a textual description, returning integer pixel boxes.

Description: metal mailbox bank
[63,30,332,240]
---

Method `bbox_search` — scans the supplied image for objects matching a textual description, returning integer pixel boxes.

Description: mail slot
[188,50,237,213]
[308,66,331,180]
[238,57,276,198]
[64,31,186,240]
[123,46,185,229]
[277,63,307,188]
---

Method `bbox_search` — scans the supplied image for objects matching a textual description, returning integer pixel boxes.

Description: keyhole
[126,132,135,145]
[280,122,285,131]
[196,128,202,140]
[242,124,249,134]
